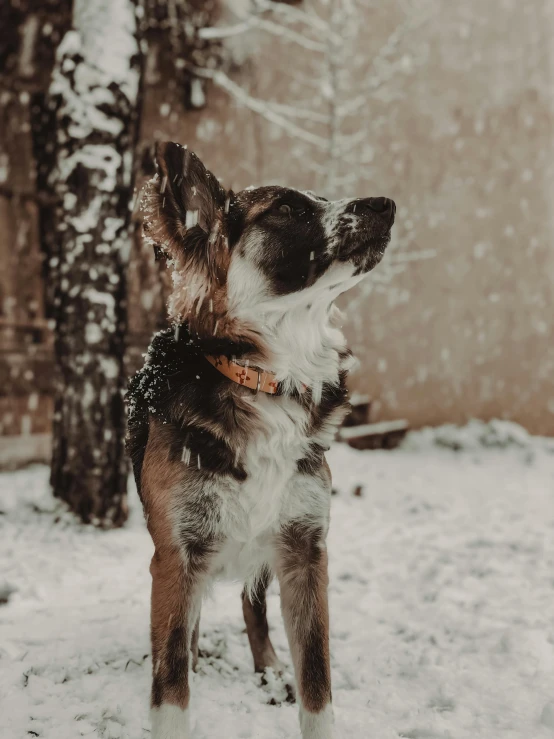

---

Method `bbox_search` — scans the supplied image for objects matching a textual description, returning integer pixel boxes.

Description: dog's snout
[353,197,395,218]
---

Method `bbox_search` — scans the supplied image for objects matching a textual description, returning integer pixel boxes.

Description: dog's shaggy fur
[126,142,396,738]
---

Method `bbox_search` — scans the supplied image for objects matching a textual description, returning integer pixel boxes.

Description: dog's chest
[222,394,311,542]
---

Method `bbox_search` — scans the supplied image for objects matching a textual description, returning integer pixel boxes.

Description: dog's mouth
[350,235,391,274]
[340,231,394,275]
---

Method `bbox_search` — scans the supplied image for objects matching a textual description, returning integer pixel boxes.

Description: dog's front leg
[277,522,334,739]
[149,545,204,739]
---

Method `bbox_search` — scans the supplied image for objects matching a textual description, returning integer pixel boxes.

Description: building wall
[343,0,554,435]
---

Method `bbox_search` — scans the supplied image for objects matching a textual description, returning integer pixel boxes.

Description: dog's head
[144,142,395,337]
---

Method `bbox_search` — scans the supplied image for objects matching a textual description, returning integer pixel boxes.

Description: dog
[126,142,396,739]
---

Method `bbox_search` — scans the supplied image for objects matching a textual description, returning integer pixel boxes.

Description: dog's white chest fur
[213,394,317,585]
[230,394,309,539]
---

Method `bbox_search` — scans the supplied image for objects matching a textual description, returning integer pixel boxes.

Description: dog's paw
[261,666,296,705]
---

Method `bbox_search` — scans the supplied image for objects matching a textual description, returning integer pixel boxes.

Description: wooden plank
[338,420,409,450]
[339,419,409,440]
[343,393,372,427]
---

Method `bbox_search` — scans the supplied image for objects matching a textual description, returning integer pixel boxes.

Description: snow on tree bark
[47,0,142,527]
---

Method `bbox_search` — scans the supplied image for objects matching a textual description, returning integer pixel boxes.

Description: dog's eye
[269,198,309,218]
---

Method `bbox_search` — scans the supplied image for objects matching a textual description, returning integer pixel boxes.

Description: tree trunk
[47,0,142,526]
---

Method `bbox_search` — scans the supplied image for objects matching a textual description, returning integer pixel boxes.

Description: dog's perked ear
[143,143,231,282]
[154,142,227,237]
[142,143,234,322]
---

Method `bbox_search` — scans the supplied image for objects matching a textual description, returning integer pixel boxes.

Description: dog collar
[205,355,280,394]
[205,355,307,395]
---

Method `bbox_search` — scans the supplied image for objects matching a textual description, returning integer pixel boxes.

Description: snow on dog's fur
[127,142,396,739]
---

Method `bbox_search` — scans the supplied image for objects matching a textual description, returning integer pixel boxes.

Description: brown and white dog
[126,142,396,739]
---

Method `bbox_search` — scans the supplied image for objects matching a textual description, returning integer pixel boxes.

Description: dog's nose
[368,197,393,214]
[354,197,395,216]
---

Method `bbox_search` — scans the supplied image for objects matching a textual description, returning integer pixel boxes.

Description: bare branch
[337,94,367,117]
[199,15,330,52]
[198,18,255,40]
[336,129,368,155]
[265,100,329,124]
[192,67,329,149]
[249,17,327,52]
[252,0,333,37]
[337,1,434,116]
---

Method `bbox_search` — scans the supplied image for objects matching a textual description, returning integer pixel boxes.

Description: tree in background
[45,0,221,526]
[47,0,143,526]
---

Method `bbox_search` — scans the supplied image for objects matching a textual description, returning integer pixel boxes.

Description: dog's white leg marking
[300,703,334,739]
[150,704,191,739]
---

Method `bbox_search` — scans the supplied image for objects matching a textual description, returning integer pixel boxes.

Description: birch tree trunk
[47,0,142,526]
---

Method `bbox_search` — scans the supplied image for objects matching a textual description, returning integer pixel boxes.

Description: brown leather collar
[205,355,280,394]
[205,355,307,395]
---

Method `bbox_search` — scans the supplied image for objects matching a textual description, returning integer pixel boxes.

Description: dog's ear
[154,142,227,236]
[142,143,234,322]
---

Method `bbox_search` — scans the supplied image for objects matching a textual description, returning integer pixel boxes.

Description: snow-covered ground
[1,421,553,739]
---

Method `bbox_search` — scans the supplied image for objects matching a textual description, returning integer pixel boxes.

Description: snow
[190,79,206,109]
[1,424,553,739]
[72,0,139,101]
[85,323,103,345]
[51,34,128,140]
